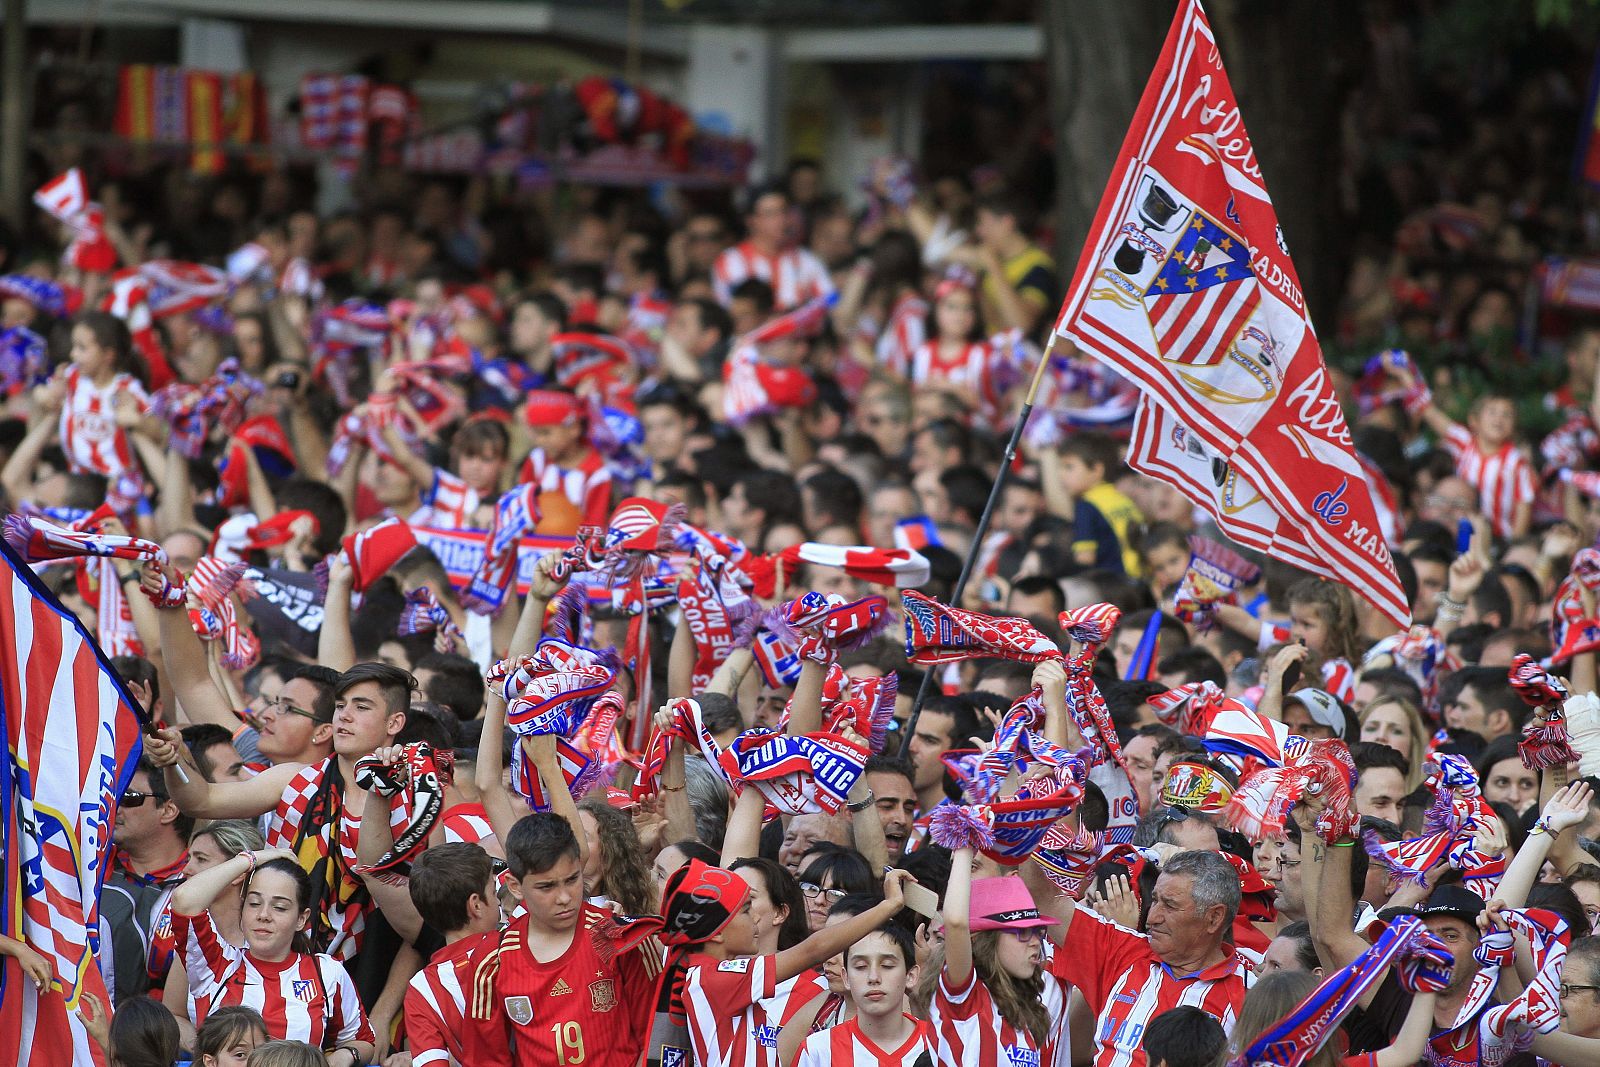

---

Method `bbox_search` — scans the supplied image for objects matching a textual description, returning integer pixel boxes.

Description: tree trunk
[1044,0,1365,328]
[1045,0,1173,271]
[1207,0,1365,329]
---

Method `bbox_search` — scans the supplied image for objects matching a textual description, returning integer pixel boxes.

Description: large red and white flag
[0,537,144,1065]
[1054,0,1409,628]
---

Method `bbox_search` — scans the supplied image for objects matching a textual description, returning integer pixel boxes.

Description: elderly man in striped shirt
[1047,849,1253,1067]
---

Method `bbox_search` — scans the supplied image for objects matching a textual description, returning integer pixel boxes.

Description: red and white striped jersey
[413,469,484,530]
[405,934,495,1067]
[59,366,147,478]
[683,953,779,1067]
[1441,425,1534,538]
[930,967,1047,1067]
[174,909,373,1049]
[758,970,828,1052]
[875,293,928,377]
[713,242,836,311]
[795,1015,934,1067]
[1321,657,1356,705]
[1048,909,1251,1067]
[909,340,1003,419]
[441,802,503,857]
[460,905,662,1067]
[516,449,613,533]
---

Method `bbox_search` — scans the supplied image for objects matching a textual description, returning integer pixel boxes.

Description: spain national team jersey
[796,1015,934,1067]
[462,904,662,1067]
[405,933,496,1067]
[173,909,372,1049]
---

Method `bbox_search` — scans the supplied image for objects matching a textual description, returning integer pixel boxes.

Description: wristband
[1330,841,1355,848]
[237,851,258,876]
[847,790,876,814]
[1530,820,1554,837]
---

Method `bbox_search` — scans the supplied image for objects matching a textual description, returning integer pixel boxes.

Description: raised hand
[1539,781,1594,833]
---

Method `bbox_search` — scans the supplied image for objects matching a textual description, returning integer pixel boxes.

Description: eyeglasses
[1562,984,1600,998]
[262,695,324,723]
[800,883,848,906]
[120,790,166,808]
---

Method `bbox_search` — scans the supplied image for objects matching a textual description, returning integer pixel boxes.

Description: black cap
[1412,884,1485,923]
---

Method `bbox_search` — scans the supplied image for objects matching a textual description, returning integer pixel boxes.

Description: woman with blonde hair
[1356,695,1429,791]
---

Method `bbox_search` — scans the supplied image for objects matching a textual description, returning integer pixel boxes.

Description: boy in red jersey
[403,843,504,1067]
[796,923,933,1067]
[651,859,911,1067]
[461,813,663,1067]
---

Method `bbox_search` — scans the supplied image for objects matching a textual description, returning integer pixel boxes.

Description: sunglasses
[1004,928,1044,942]
[121,789,167,808]
[800,883,848,905]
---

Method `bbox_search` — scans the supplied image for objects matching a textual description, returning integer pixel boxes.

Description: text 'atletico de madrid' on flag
[1052,0,1410,629]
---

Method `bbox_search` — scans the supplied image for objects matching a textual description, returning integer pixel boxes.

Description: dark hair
[1352,740,1411,778]
[1059,433,1122,481]
[273,480,349,558]
[451,417,511,461]
[799,846,879,900]
[246,859,315,954]
[112,655,160,706]
[918,694,979,750]
[1474,735,1528,785]
[896,843,952,902]
[730,278,775,318]
[134,755,195,840]
[735,469,804,538]
[409,842,495,934]
[514,290,569,333]
[108,994,181,1067]
[1469,578,1514,631]
[730,856,810,950]
[1141,1004,1225,1067]
[1156,647,1226,687]
[1274,919,1321,972]
[1457,669,1529,736]
[180,723,239,780]
[397,701,458,751]
[416,652,486,722]
[847,921,917,970]
[1357,667,1423,709]
[669,839,721,867]
[73,310,143,382]
[505,812,582,878]
[334,661,417,717]
[864,753,914,787]
[1008,575,1066,616]
[974,190,1036,235]
[802,467,864,531]
[1529,882,1591,939]
[940,465,990,523]
[196,1005,269,1064]
[683,297,733,344]
[288,663,341,723]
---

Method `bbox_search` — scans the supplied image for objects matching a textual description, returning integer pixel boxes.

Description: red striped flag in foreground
[0,536,144,1065]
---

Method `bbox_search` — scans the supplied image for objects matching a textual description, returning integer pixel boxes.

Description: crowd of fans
[11,19,1600,1067]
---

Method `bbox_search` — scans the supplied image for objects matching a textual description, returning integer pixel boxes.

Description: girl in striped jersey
[924,848,1063,1067]
[51,311,155,491]
[907,279,1000,418]
[169,849,375,1067]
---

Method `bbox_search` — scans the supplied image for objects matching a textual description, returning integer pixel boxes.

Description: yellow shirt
[1084,482,1145,577]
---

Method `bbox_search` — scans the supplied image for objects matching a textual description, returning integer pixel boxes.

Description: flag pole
[897,337,1060,760]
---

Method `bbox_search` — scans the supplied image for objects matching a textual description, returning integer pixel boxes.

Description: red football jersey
[461,904,662,1067]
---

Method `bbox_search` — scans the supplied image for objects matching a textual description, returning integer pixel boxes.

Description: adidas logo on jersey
[551,979,572,995]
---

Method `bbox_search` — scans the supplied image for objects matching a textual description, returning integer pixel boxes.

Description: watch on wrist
[847,790,876,814]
